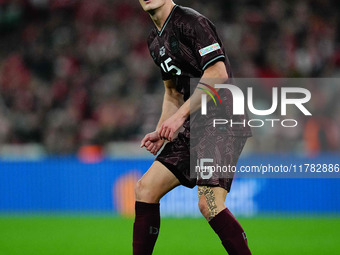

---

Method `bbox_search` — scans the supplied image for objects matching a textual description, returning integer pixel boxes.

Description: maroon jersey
[148,5,251,137]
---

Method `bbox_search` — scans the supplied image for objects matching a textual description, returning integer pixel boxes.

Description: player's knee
[134,179,158,203]
[198,196,210,220]
[135,179,147,201]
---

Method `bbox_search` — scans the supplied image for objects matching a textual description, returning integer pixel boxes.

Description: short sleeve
[186,16,225,71]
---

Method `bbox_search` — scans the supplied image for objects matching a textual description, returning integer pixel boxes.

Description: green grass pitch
[0,216,339,255]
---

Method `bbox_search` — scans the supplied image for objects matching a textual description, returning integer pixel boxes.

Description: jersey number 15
[161,57,182,75]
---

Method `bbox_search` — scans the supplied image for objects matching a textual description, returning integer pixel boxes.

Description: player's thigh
[135,161,180,203]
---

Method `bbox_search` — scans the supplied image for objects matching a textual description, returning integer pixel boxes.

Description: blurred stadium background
[0,0,340,254]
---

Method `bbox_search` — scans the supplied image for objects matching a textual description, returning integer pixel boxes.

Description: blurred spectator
[0,0,339,154]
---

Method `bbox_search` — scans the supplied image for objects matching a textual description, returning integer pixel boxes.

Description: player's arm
[156,79,184,132]
[184,61,228,115]
[141,79,183,154]
[159,61,228,141]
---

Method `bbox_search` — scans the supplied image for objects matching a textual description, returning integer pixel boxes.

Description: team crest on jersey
[170,36,179,54]
[160,46,165,57]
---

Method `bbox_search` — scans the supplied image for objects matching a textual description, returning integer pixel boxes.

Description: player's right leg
[135,161,180,203]
[133,161,180,255]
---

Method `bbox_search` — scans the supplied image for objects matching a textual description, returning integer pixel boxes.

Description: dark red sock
[133,201,160,255]
[209,208,251,255]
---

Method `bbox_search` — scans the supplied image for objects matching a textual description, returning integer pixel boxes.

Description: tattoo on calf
[198,186,218,221]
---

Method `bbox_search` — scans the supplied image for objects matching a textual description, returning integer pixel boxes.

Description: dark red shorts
[156,124,247,192]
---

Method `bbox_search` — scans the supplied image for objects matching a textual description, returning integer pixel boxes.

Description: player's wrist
[176,108,189,120]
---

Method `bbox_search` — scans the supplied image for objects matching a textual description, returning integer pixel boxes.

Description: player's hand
[140,131,165,155]
[158,113,186,141]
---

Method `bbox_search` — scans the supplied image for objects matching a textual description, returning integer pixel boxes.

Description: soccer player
[133,0,252,254]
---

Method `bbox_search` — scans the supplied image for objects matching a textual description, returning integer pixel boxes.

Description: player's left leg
[133,161,180,255]
[198,186,251,255]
